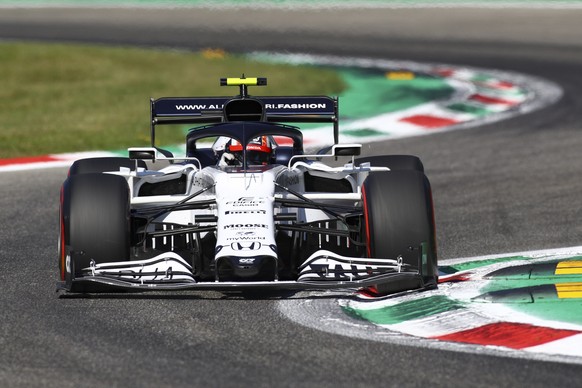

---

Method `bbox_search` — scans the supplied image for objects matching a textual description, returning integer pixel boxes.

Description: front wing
[57,251,428,293]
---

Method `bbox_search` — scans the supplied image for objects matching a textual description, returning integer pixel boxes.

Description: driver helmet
[227,136,273,165]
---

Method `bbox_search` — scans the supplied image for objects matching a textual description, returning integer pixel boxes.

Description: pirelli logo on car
[225,210,267,215]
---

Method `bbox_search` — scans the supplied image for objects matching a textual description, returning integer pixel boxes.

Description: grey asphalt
[1,7,582,387]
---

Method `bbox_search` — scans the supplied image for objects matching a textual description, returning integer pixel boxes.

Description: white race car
[58,77,438,295]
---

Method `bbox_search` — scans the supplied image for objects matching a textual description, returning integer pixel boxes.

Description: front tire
[362,170,437,294]
[60,173,131,291]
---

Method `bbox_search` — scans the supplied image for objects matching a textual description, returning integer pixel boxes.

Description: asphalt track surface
[1,7,582,387]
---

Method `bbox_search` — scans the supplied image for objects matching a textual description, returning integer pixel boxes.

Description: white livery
[58,77,438,295]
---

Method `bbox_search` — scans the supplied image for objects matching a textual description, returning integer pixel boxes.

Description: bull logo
[231,241,262,251]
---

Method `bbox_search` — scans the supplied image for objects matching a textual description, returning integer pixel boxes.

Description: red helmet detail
[227,136,273,165]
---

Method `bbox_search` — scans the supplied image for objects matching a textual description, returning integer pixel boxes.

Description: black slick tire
[362,170,437,294]
[60,173,130,291]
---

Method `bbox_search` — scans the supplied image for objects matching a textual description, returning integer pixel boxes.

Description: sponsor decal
[236,231,256,236]
[238,258,257,264]
[224,224,268,229]
[225,210,267,215]
[225,197,265,207]
[154,97,228,115]
[175,104,224,111]
[231,242,262,251]
[264,103,328,110]
[226,236,266,241]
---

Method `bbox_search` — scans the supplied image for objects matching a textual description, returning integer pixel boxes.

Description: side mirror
[287,143,362,168]
[332,144,362,157]
[128,147,157,161]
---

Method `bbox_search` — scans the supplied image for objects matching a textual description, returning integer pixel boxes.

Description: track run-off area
[280,246,582,365]
[1,2,582,387]
[0,52,561,170]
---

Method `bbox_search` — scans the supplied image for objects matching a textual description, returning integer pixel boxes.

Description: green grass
[0,42,345,158]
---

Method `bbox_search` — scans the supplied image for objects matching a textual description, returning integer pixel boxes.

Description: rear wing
[149,77,340,145]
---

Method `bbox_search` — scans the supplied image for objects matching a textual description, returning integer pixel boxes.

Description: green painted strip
[341,128,388,137]
[243,56,456,134]
[446,103,490,116]
[470,74,495,83]
[514,301,582,326]
[485,258,582,280]
[337,69,454,120]
[343,295,463,325]
[473,284,557,303]
[441,255,533,273]
[480,277,582,294]
[475,284,582,325]
[474,258,582,328]
[485,262,556,280]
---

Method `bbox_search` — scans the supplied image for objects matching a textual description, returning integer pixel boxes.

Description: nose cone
[216,255,278,281]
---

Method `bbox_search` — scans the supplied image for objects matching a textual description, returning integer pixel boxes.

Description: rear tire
[362,170,437,294]
[60,173,131,291]
[356,155,424,172]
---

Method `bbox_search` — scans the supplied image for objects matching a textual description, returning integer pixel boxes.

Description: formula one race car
[57,77,438,295]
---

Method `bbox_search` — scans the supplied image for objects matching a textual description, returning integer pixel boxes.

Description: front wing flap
[57,272,424,292]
